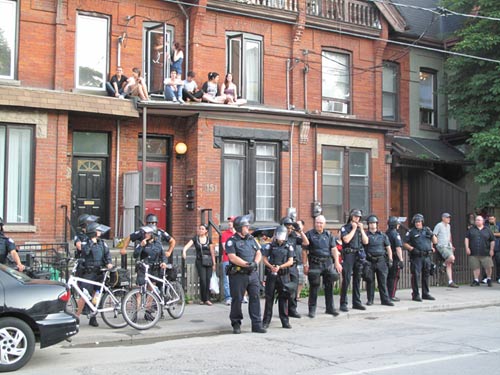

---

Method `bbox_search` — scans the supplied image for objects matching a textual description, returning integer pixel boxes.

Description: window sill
[71,88,107,96]
[0,79,21,87]
[4,225,37,233]
[321,111,356,119]
[419,124,441,133]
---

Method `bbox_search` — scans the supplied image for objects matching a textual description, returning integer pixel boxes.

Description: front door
[138,161,167,229]
[72,157,108,228]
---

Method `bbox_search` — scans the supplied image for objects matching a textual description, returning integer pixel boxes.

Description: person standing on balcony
[433,213,459,288]
[170,42,184,78]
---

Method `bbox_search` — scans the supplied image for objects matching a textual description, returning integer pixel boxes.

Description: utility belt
[411,249,432,258]
[83,265,103,274]
[343,248,360,255]
[309,255,331,264]
[226,263,253,275]
[367,254,385,262]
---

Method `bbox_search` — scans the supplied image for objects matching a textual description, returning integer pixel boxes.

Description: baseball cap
[227,216,236,222]
[442,213,451,218]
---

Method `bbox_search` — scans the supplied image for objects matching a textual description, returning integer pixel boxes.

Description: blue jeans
[222,261,231,302]
[164,85,183,101]
[105,82,124,97]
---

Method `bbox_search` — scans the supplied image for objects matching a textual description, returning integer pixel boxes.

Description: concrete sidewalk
[66,284,500,347]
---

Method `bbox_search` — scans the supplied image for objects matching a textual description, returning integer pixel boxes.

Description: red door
[138,161,167,229]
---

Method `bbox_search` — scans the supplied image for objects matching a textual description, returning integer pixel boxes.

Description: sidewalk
[67,284,500,347]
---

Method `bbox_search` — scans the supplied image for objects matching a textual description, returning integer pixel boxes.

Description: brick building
[0,0,427,245]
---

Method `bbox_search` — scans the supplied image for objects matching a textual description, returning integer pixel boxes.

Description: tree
[443,0,500,207]
[0,28,12,77]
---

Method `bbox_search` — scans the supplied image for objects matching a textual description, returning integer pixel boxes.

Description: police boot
[308,307,316,318]
[89,316,99,327]
[281,320,292,329]
[232,324,241,334]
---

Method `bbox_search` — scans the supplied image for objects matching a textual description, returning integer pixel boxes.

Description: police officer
[77,222,113,327]
[262,225,294,329]
[339,209,368,312]
[0,218,24,272]
[386,216,404,302]
[403,214,437,302]
[133,225,168,286]
[282,216,309,319]
[74,214,99,257]
[364,215,394,306]
[226,214,266,334]
[302,215,342,318]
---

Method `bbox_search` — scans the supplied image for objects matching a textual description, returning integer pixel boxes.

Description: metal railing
[306,0,381,29]
[17,243,70,282]
[223,0,298,12]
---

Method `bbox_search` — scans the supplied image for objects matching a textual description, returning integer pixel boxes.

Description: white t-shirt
[433,221,451,247]
[183,79,198,92]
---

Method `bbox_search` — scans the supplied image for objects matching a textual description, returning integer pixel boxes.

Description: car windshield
[0,264,31,283]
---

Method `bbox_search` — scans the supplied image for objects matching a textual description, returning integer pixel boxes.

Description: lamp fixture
[175,142,187,158]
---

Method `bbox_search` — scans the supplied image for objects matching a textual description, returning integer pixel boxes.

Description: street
[22,305,500,374]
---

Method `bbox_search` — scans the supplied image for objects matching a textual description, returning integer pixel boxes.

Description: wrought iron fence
[16,243,70,282]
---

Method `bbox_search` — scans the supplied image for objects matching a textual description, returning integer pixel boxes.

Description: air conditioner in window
[328,101,348,114]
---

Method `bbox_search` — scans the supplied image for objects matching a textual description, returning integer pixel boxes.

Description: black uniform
[262,240,294,327]
[340,223,364,308]
[80,238,112,293]
[134,238,168,285]
[226,233,263,330]
[305,229,339,315]
[130,228,172,247]
[287,231,302,316]
[365,230,392,304]
[0,232,16,265]
[192,236,213,303]
[405,227,434,299]
[386,228,403,299]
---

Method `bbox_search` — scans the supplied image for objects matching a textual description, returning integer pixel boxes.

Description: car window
[0,264,31,283]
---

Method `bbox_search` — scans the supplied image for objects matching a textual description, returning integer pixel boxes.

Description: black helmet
[281,217,294,226]
[145,214,159,224]
[274,225,288,242]
[147,224,158,236]
[350,209,363,218]
[141,225,155,236]
[234,214,253,233]
[366,215,379,224]
[387,216,399,228]
[411,213,424,225]
[86,222,110,237]
[78,214,99,228]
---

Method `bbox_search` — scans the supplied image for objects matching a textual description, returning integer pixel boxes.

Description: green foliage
[443,0,500,206]
[0,29,12,77]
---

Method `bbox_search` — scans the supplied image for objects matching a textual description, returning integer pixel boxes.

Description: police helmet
[411,213,425,225]
[234,214,253,233]
[274,225,288,242]
[366,215,379,224]
[147,224,158,236]
[78,214,99,228]
[86,222,110,237]
[281,217,294,226]
[145,214,159,224]
[141,225,155,236]
[387,216,399,228]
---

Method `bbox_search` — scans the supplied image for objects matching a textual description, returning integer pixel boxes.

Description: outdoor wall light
[175,142,188,158]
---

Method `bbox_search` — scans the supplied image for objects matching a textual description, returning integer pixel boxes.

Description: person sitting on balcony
[105,66,127,98]
[182,71,203,102]
[201,72,228,104]
[123,67,149,101]
[163,69,184,103]
[221,73,247,106]
[170,42,184,78]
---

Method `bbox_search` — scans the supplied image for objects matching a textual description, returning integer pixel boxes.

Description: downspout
[142,107,148,219]
[176,2,189,76]
[303,64,309,112]
[289,121,294,208]
[115,119,120,237]
[286,59,291,110]
[117,35,123,67]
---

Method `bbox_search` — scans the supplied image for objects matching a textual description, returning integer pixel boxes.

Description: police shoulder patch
[405,231,410,236]
[226,240,233,247]
[341,227,346,233]
[397,234,401,241]
[8,238,14,243]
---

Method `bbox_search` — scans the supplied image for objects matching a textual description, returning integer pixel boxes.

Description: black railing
[17,243,70,282]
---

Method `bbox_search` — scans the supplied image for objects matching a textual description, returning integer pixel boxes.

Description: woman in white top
[201,72,227,104]
[220,73,247,105]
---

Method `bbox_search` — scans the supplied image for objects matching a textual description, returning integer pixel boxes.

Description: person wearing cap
[433,213,459,288]
[221,216,236,305]
[386,216,404,301]
[0,218,24,272]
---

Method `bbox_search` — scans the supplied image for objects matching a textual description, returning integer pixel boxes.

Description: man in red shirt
[221,216,236,305]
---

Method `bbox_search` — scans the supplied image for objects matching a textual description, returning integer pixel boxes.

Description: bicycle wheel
[166,281,185,319]
[100,289,128,329]
[122,288,162,330]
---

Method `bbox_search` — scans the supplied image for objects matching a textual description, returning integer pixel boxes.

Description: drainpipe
[286,59,291,110]
[115,119,120,237]
[304,65,309,112]
[142,107,148,219]
[175,2,189,76]
[289,121,294,208]
[117,35,122,67]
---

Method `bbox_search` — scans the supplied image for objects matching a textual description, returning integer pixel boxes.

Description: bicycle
[65,259,128,329]
[121,261,185,330]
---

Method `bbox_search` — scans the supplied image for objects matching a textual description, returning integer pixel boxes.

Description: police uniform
[287,231,302,316]
[305,229,339,316]
[226,233,263,330]
[80,238,112,293]
[340,223,364,309]
[386,228,403,299]
[262,240,294,328]
[130,228,173,247]
[134,238,168,285]
[73,231,88,259]
[365,231,392,305]
[0,232,16,265]
[405,227,434,299]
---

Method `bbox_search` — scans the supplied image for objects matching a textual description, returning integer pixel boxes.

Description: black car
[0,264,79,372]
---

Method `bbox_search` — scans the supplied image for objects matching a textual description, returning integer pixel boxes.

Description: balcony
[307,0,381,29]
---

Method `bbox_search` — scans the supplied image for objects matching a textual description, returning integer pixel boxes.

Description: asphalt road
[22,304,500,375]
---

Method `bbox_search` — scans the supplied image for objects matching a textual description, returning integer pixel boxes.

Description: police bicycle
[121,261,185,330]
[65,259,128,329]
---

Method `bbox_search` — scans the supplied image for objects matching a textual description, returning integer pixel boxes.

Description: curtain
[7,128,31,223]
[244,40,260,102]
[224,158,244,218]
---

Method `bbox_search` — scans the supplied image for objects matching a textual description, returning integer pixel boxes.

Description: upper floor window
[75,14,109,90]
[322,51,351,114]
[227,33,263,103]
[144,23,174,94]
[419,69,437,127]
[382,62,399,121]
[0,0,17,80]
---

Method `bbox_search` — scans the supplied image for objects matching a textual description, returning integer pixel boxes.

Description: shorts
[469,255,493,270]
[436,244,453,260]
[297,265,305,285]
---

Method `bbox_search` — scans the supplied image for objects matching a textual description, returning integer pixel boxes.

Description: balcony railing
[307,0,381,29]
[228,0,298,12]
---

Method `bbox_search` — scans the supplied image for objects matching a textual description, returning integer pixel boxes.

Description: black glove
[398,261,404,269]
[247,262,258,271]
[292,222,301,231]
[387,260,393,268]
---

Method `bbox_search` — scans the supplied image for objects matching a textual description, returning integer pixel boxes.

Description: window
[223,141,279,222]
[322,51,351,114]
[382,62,398,121]
[0,0,17,79]
[75,14,109,90]
[0,125,34,224]
[419,69,437,127]
[227,33,263,103]
[144,23,174,94]
[322,147,370,223]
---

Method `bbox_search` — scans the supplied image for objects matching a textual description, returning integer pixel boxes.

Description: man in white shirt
[182,71,203,102]
[433,213,459,288]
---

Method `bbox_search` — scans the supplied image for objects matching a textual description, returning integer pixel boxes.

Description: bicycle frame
[140,263,182,307]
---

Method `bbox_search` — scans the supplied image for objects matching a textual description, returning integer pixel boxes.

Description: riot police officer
[386,216,404,301]
[226,214,266,334]
[134,225,168,286]
[364,215,394,306]
[303,215,342,318]
[262,225,294,329]
[403,214,437,302]
[282,216,309,318]
[77,222,113,327]
[74,214,99,257]
[0,218,24,272]
[339,209,368,312]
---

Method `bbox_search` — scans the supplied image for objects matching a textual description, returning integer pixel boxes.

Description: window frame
[226,32,263,104]
[382,61,399,121]
[75,12,110,91]
[321,49,352,114]
[0,123,35,225]
[0,0,19,80]
[419,68,438,128]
